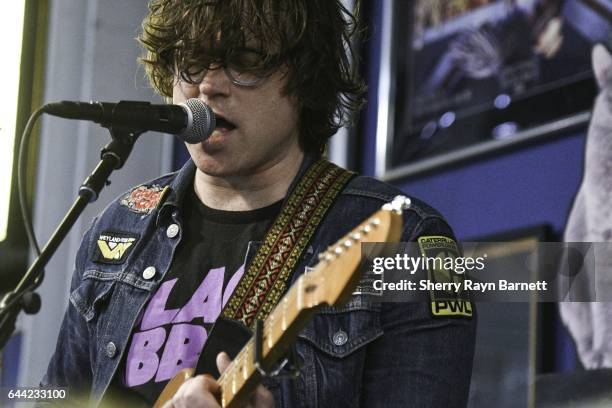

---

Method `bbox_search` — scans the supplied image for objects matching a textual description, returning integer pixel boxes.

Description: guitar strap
[221,158,355,327]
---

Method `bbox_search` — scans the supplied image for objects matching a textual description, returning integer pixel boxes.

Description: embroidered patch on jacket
[120,185,167,214]
[417,236,473,318]
[93,231,139,264]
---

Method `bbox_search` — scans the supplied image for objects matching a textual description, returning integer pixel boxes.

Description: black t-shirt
[110,187,282,405]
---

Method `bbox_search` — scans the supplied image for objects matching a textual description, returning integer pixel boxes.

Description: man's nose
[198,65,231,97]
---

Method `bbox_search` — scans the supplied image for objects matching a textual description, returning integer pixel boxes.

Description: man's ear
[592,43,612,89]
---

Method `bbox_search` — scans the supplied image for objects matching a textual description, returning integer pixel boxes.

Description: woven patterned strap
[222,159,354,326]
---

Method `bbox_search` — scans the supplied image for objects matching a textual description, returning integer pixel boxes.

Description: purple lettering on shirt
[172,267,224,324]
[125,263,247,388]
[140,279,180,331]
[155,324,207,382]
[125,327,166,387]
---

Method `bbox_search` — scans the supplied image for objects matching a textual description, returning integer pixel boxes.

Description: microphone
[42,98,216,143]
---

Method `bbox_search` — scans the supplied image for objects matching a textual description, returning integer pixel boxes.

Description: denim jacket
[42,156,476,407]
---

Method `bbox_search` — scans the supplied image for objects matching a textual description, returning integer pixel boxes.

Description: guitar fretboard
[218,270,323,406]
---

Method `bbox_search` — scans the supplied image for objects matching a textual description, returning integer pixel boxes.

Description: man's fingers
[214,351,275,407]
[167,375,221,408]
[216,351,232,374]
[200,374,222,395]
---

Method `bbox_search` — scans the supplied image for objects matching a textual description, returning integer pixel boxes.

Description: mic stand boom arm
[0,128,142,350]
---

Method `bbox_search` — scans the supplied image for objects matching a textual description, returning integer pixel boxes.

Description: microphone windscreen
[180,99,216,143]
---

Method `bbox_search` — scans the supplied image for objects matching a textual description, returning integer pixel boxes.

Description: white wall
[327,0,356,169]
[16,0,173,387]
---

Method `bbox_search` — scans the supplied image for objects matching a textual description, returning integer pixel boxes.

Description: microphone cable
[18,107,45,258]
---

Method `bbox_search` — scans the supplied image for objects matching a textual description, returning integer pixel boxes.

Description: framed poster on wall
[376,0,612,180]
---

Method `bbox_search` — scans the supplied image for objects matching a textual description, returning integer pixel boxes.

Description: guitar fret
[289,289,298,322]
[281,297,288,331]
[267,312,275,349]
[290,285,298,311]
[231,370,237,395]
[247,344,253,375]
[243,351,249,380]
[235,354,243,385]
[297,276,304,311]
[242,342,250,375]
[265,327,273,351]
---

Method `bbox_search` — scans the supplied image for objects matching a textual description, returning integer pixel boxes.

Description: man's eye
[181,68,207,83]
[229,52,265,69]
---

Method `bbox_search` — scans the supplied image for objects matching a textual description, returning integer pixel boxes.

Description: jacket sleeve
[360,215,477,408]
[38,219,98,404]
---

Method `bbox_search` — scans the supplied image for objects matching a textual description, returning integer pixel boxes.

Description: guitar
[154,196,409,407]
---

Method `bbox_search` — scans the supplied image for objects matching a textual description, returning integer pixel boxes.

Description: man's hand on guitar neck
[161,352,275,408]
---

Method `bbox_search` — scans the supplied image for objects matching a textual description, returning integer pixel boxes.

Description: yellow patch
[417,236,473,318]
[97,239,135,260]
[431,300,473,316]
[93,231,139,264]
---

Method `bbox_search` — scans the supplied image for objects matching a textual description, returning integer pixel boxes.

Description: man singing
[41,1,476,406]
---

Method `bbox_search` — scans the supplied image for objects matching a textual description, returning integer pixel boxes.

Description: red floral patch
[120,185,165,214]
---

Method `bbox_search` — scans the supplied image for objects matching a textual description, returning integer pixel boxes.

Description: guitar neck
[218,271,323,407]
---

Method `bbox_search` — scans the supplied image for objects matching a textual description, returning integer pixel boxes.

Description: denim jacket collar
[155,152,321,226]
[156,160,196,226]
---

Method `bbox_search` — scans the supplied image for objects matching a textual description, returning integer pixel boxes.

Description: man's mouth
[214,115,236,132]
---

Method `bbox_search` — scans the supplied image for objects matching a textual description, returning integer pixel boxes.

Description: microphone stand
[0,126,143,350]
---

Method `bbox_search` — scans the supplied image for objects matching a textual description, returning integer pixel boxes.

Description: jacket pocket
[291,298,383,408]
[69,272,116,322]
[297,299,383,358]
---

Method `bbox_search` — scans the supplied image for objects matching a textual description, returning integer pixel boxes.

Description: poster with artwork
[383,0,612,178]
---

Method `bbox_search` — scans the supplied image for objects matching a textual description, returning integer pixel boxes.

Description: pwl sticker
[120,185,168,214]
[94,231,139,264]
[417,236,473,318]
